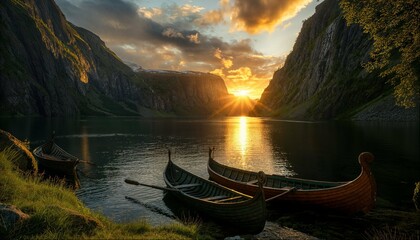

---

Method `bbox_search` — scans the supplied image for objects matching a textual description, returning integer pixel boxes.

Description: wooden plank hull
[33,142,79,176]
[164,156,267,234]
[208,152,376,214]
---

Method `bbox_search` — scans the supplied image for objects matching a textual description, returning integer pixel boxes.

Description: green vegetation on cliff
[0,0,234,117]
[255,0,419,120]
[341,0,420,108]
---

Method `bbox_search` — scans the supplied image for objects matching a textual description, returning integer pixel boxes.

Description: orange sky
[57,0,321,99]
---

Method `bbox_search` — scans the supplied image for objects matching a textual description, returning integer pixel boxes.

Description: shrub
[414,182,420,211]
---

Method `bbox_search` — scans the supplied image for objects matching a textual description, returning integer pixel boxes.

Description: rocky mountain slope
[0,0,231,117]
[255,0,418,120]
[135,70,233,116]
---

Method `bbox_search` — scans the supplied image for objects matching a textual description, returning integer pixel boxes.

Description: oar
[124,179,179,192]
[266,187,297,202]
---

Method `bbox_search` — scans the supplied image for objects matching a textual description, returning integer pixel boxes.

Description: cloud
[138,7,162,19]
[229,0,311,33]
[56,0,286,98]
[187,33,200,44]
[227,67,252,82]
[162,28,185,39]
[194,9,224,26]
[214,48,233,68]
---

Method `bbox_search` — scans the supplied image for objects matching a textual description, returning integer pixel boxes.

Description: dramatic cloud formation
[229,0,311,33]
[56,0,298,98]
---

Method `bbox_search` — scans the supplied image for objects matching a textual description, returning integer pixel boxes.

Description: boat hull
[33,143,79,176]
[164,157,266,234]
[208,152,376,214]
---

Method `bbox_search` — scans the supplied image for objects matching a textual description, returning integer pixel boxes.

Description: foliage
[340,0,420,108]
[414,182,420,211]
[0,148,209,239]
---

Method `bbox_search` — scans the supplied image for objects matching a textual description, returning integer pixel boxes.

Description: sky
[56,0,323,99]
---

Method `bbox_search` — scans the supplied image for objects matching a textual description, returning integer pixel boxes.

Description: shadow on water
[161,193,244,237]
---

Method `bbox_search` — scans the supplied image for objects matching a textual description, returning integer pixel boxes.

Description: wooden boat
[33,139,79,175]
[207,149,376,214]
[163,151,267,234]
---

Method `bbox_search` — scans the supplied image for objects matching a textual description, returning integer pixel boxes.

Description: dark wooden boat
[33,139,79,175]
[163,151,267,234]
[208,150,376,214]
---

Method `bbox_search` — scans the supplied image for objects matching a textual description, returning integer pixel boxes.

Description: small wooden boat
[208,149,376,214]
[33,138,79,175]
[163,151,267,234]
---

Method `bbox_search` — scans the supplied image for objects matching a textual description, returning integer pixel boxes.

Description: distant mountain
[134,69,235,116]
[124,61,143,72]
[0,0,232,117]
[254,0,418,120]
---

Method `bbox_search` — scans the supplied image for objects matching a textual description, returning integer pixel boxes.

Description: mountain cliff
[255,0,418,120]
[0,0,231,117]
[135,70,232,116]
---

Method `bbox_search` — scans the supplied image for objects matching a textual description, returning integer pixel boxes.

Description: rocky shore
[352,94,419,121]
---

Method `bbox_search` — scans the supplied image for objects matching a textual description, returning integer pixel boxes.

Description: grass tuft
[363,225,420,240]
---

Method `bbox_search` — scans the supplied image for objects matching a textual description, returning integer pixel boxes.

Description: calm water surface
[1,117,419,225]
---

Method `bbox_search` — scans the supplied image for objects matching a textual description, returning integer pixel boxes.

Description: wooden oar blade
[125,179,140,185]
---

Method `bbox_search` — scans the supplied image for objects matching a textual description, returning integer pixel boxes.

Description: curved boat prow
[358,152,374,168]
[358,152,377,213]
[168,149,172,163]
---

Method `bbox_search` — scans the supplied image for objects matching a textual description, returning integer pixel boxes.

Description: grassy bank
[0,148,209,239]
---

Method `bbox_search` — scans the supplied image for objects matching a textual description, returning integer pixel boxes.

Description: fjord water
[1,117,419,224]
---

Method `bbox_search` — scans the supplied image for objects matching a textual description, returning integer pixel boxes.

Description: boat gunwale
[207,154,373,193]
[163,158,265,206]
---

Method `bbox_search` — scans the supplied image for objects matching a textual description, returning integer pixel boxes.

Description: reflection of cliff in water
[266,120,420,210]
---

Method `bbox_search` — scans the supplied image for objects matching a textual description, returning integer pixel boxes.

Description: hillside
[134,70,233,116]
[0,0,232,117]
[254,0,418,120]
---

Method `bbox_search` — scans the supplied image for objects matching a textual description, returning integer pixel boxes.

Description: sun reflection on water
[223,116,294,175]
[81,126,92,169]
[238,116,248,157]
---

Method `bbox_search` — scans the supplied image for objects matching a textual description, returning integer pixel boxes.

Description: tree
[340,0,419,108]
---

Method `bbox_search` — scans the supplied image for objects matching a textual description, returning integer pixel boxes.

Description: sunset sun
[233,89,250,97]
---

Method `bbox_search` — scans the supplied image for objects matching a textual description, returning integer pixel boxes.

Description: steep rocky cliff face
[255,0,394,120]
[0,0,142,116]
[135,70,232,116]
[0,0,231,117]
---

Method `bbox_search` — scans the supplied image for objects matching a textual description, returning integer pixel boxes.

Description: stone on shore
[0,129,37,173]
[0,204,30,232]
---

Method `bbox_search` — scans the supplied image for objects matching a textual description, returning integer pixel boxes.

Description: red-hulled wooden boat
[208,150,376,214]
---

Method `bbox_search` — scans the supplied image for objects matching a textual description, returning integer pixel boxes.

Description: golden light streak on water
[224,116,279,173]
[81,126,91,169]
[238,116,248,159]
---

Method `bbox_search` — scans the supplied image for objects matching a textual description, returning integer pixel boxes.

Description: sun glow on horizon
[232,89,250,97]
